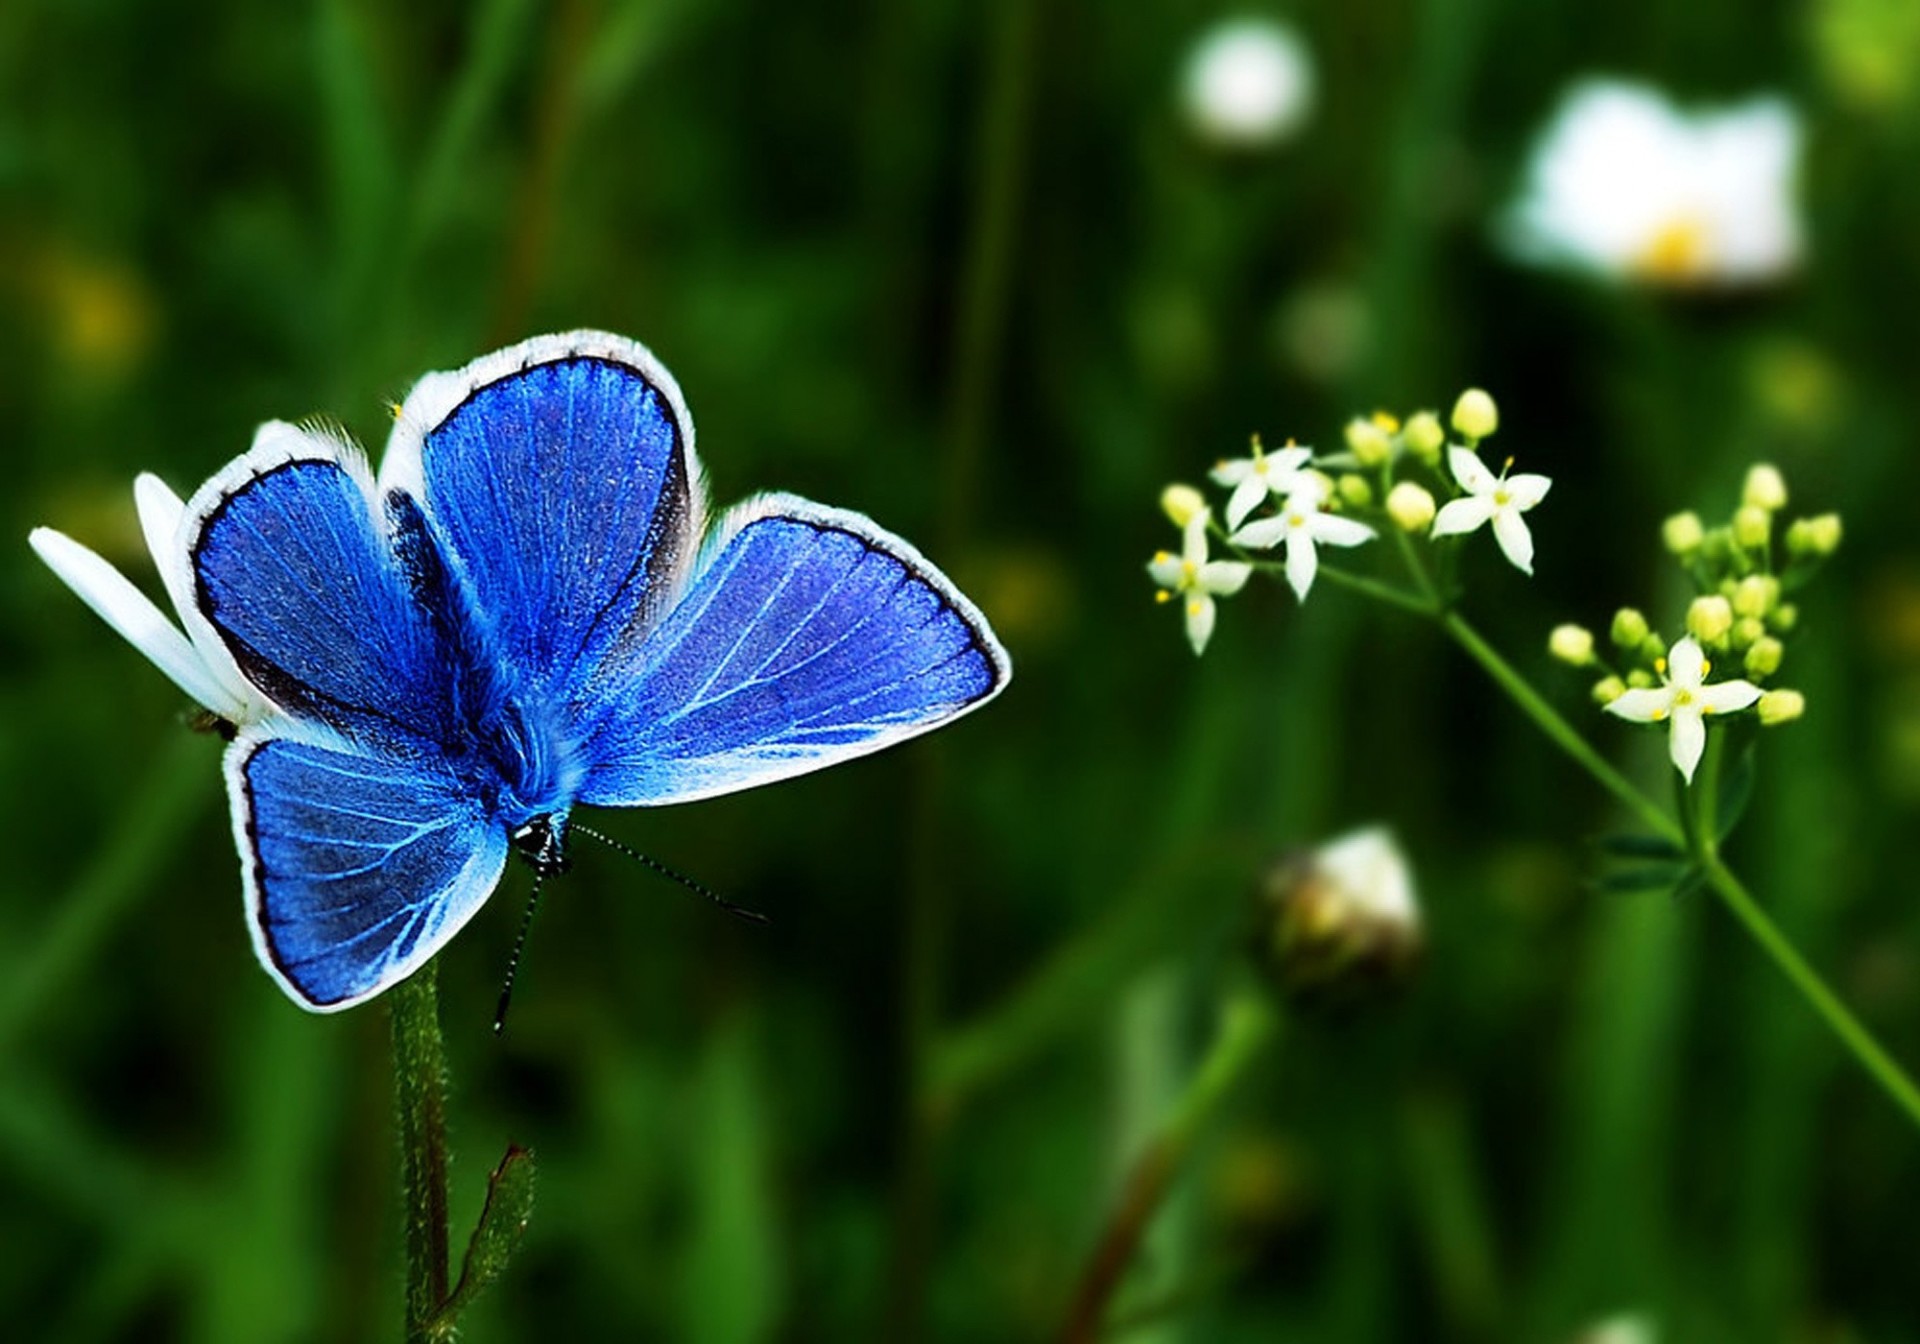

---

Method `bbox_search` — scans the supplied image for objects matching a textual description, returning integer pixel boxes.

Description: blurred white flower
[1430,447,1552,575]
[31,473,274,726]
[1149,511,1252,655]
[1506,80,1803,286]
[1230,478,1375,602]
[1181,18,1314,149]
[1314,826,1419,929]
[1605,636,1761,782]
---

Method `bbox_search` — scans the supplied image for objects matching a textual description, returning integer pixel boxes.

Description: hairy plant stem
[391,962,451,1343]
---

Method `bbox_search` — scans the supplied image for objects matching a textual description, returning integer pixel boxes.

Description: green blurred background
[6,0,1920,1339]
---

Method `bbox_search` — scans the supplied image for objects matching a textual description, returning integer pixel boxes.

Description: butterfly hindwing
[380,332,706,704]
[184,425,459,745]
[577,495,1010,807]
[233,730,508,1011]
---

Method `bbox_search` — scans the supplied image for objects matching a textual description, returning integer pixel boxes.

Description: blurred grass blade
[1591,864,1693,895]
[409,0,538,248]
[680,1012,782,1344]
[1593,833,1686,862]
[434,1144,536,1331]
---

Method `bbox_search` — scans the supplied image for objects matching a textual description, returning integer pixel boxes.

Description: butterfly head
[510,813,572,878]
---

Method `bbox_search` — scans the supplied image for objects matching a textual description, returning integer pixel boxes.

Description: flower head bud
[1255,827,1421,1017]
[1732,574,1779,619]
[1757,688,1805,725]
[1610,607,1650,648]
[1686,594,1734,645]
[1549,623,1595,666]
[1161,482,1208,529]
[1786,512,1843,558]
[1627,668,1656,689]
[1745,635,1784,678]
[1385,481,1436,532]
[1742,463,1788,512]
[1344,416,1393,467]
[1638,634,1667,665]
[1731,616,1766,650]
[1662,511,1705,555]
[1770,602,1799,632]
[1591,675,1626,705]
[1450,388,1498,440]
[1733,505,1772,550]
[1402,410,1444,464]
[1337,473,1374,508]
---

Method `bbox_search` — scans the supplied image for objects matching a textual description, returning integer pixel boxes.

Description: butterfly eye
[510,815,571,878]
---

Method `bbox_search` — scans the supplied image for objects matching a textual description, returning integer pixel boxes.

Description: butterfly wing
[182,422,465,745]
[378,331,706,702]
[576,494,1010,807]
[231,727,508,1011]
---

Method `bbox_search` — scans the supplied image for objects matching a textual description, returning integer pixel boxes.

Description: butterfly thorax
[457,690,584,842]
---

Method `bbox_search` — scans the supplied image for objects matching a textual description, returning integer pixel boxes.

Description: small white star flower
[1209,440,1314,529]
[1605,636,1761,782]
[31,470,274,726]
[1429,447,1552,574]
[1230,478,1375,602]
[1149,512,1252,655]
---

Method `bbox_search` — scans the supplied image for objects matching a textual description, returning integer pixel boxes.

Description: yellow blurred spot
[34,245,156,379]
[1634,215,1711,284]
[1155,590,1172,604]
[1370,410,1400,433]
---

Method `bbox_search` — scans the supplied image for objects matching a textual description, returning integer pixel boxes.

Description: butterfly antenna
[493,871,546,1036]
[570,821,769,925]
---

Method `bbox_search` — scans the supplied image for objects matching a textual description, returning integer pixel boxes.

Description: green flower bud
[1385,481,1436,532]
[1161,483,1208,528]
[1786,512,1843,558]
[1757,688,1805,725]
[1610,607,1650,648]
[1733,505,1771,550]
[1402,410,1444,464]
[1770,602,1799,633]
[1451,388,1498,440]
[1337,473,1374,508]
[1686,594,1734,645]
[1732,574,1779,618]
[1662,511,1705,555]
[1627,668,1655,689]
[1591,675,1626,705]
[1745,635,1784,678]
[1731,616,1766,649]
[1742,463,1788,512]
[1344,417,1393,467]
[1638,634,1668,665]
[1549,623,1595,666]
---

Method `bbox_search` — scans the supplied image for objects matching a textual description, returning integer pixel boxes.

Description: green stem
[1306,563,1433,616]
[1438,610,1680,844]
[392,962,451,1343]
[1057,994,1279,1343]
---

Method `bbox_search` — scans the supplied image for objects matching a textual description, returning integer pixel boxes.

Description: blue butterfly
[41,332,1009,1011]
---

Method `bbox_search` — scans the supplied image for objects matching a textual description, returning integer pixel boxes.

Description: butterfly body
[148,331,1009,1012]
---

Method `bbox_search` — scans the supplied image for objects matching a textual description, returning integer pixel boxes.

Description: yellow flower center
[1635,215,1711,284]
[1673,688,1694,709]
[1493,488,1511,507]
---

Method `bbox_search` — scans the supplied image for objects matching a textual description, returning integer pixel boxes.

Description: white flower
[1313,826,1419,930]
[1181,18,1314,149]
[1230,478,1375,602]
[1149,512,1251,655]
[1430,447,1551,574]
[1605,636,1761,782]
[1505,80,1802,286]
[30,473,273,725]
[1209,440,1313,529]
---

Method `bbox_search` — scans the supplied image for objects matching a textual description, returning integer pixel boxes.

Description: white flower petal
[1198,560,1252,595]
[1504,472,1553,510]
[1230,517,1287,550]
[1306,512,1375,548]
[1270,446,1313,475]
[1181,515,1211,565]
[1491,508,1536,574]
[1147,553,1185,588]
[1605,686,1675,723]
[1667,636,1706,688]
[1448,446,1497,495]
[1225,473,1269,529]
[1430,495,1495,538]
[1669,705,1707,782]
[1210,459,1253,486]
[29,527,237,714]
[1184,592,1217,655]
[1284,530,1318,600]
[1697,679,1762,714]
